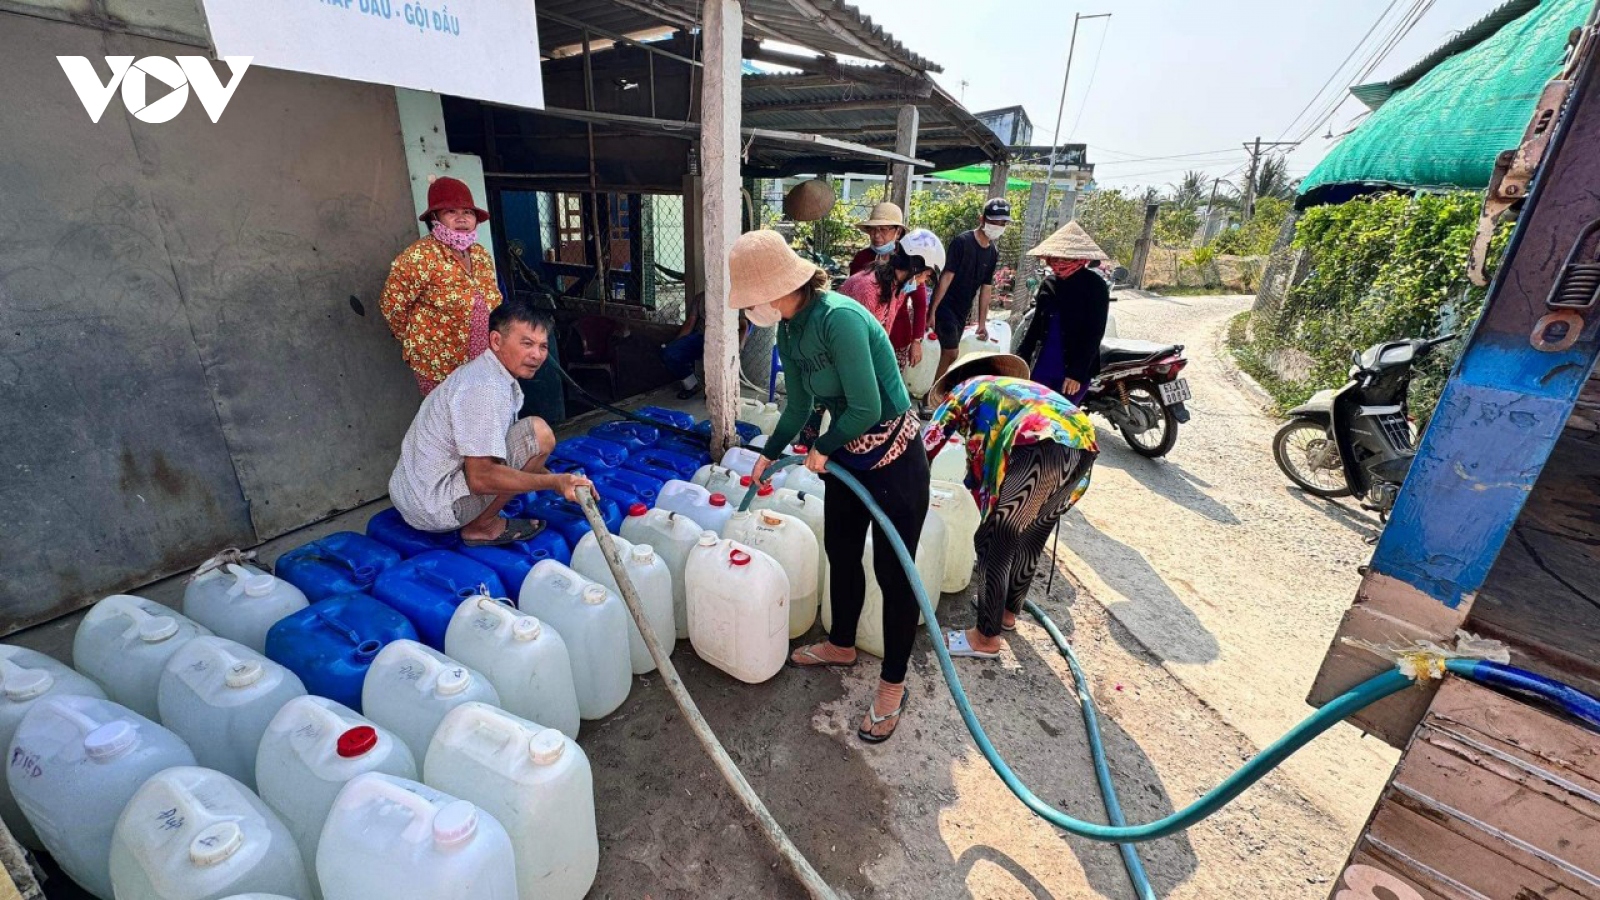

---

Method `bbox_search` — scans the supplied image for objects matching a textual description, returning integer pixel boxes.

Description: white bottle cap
[697,531,719,547]
[225,661,264,688]
[435,667,471,697]
[630,544,656,564]
[582,585,608,605]
[727,511,752,524]
[189,821,244,867]
[140,616,179,643]
[241,572,276,598]
[3,669,52,701]
[528,728,565,765]
[511,617,542,641]
[84,720,137,761]
[432,800,479,846]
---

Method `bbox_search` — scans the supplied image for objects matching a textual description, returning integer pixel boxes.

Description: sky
[847,0,1506,193]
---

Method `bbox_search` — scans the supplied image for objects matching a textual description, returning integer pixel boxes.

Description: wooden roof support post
[986,162,1010,199]
[701,0,743,459]
[889,103,918,212]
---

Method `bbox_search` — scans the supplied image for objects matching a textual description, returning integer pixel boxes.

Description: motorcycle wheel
[1117,380,1179,458]
[1273,419,1353,498]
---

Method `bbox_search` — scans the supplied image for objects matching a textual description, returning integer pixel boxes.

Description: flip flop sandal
[968,602,1018,632]
[787,643,859,669]
[946,629,1001,660]
[461,517,546,547]
[857,687,909,744]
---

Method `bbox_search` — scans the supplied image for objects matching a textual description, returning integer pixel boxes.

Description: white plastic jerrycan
[720,446,789,489]
[9,695,196,900]
[750,487,827,601]
[736,398,783,436]
[686,534,790,684]
[444,597,580,739]
[570,533,675,675]
[959,319,1012,359]
[691,464,744,499]
[722,510,819,639]
[655,480,733,534]
[620,505,703,640]
[73,594,212,720]
[255,696,418,876]
[0,645,107,850]
[822,508,947,658]
[930,479,982,593]
[518,561,631,721]
[425,704,597,900]
[157,637,307,790]
[904,330,943,398]
[109,766,312,900]
[361,640,499,767]
[218,895,300,899]
[784,466,828,499]
[928,435,970,484]
[317,773,517,900]
[183,556,309,654]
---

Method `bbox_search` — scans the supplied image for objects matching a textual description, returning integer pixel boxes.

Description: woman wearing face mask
[837,229,945,371]
[728,230,931,745]
[1013,221,1111,404]
[848,202,906,275]
[380,177,503,395]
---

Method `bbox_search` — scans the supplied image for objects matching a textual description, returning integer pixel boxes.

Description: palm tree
[1167,170,1210,210]
[1239,155,1297,203]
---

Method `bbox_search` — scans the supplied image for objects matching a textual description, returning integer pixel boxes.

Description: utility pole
[1025,10,1109,289]
[1241,135,1297,221]
[1203,177,1222,245]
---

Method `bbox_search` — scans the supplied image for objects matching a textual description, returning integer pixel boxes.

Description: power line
[1277,0,1404,141]
[1068,19,1112,138]
[1089,147,1240,164]
[1292,0,1437,146]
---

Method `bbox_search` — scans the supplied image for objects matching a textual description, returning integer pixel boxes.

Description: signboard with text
[199,0,543,109]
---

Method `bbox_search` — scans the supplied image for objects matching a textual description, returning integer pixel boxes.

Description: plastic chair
[566,316,620,397]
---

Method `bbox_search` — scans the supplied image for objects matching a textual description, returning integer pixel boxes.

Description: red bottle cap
[758,484,774,497]
[628,502,648,517]
[739,475,753,487]
[709,493,727,507]
[336,726,378,758]
[729,549,751,566]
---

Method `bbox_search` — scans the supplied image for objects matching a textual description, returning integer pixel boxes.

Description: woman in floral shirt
[381,177,503,394]
[923,351,1098,660]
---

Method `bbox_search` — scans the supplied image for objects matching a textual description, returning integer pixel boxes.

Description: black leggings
[973,441,1096,637]
[823,442,930,684]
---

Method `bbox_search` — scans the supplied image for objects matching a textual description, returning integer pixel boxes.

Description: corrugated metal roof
[537,0,941,74]
[1349,0,1542,110]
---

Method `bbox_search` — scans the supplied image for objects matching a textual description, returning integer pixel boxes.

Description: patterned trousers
[973,441,1096,637]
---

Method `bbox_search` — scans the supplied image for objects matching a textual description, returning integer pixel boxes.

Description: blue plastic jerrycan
[275,532,402,602]
[264,593,418,711]
[548,457,590,476]
[695,418,762,445]
[591,468,666,509]
[635,406,695,432]
[588,421,660,452]
[550,436,630,470]
[372,550,505,649]
[652,435,713,467]
[365,507,461,558]
[457,529,572,596]
[520,493,623,545]
[625,448,702,483]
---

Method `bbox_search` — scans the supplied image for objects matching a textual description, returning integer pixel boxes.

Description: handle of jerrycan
[433,701,523,754]
[346,774,445,843]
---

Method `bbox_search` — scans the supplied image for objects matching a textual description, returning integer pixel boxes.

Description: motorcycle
[1272,334,1456,517]
[1084,339,1191,458]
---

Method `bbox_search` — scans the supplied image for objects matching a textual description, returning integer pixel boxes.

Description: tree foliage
[1076,188,1144,264]
[1215,196,1293,256]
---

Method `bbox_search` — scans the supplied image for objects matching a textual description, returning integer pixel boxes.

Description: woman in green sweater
[730,229,930,744]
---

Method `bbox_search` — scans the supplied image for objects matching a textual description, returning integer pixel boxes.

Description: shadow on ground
[1090,438,1240,527]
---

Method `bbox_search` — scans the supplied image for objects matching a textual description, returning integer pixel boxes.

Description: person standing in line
[660,291,708,399]
[922,352,1098,659]
[380,177,503,395]
[836,229,945,370]
[1013,221,1112,404]
[848,202,907,275]
[927,198,1009,400]
[727,230,930,745]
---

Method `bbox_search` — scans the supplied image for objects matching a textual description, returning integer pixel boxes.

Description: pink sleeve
[838,272,875,307]
[911,285,929,338]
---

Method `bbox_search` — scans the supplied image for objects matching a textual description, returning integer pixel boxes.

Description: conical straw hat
[1027,220,1108,260]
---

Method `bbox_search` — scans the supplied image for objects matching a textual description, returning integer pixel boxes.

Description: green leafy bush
[1215,197,1293,256]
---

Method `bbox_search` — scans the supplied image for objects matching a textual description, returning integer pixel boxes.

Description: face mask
[872,242,895,255]
[744,302,781,328]
[900,279,918,296]
[431,220,478,251]
[981,223,1007,241]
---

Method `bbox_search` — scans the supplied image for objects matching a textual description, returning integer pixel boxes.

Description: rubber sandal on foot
[461,517,545,547]
[787,644,858,669]
[946,629,1001,660]
[857,687,909,744]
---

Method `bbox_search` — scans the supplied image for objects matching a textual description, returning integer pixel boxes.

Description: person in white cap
[848,201,907,275]
[727,229,930,745]
[836,228,945,370]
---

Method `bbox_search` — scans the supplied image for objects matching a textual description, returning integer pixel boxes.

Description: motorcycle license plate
[1159,379,1192,406]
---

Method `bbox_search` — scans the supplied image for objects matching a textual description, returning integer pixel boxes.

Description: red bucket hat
[419,176,489,224]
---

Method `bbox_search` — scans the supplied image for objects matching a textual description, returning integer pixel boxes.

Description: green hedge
[1245,191,1507,421]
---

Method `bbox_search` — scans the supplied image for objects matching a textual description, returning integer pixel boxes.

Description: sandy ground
[14,296,1399,898]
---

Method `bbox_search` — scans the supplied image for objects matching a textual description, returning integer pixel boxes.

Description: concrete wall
[0,12,423,632]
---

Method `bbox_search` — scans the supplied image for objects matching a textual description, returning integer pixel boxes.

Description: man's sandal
[788,643,858,669]
[461,517,545,547]
[857,687,909,744]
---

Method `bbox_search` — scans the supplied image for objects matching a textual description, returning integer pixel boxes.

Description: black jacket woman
[1014,221,1113,404]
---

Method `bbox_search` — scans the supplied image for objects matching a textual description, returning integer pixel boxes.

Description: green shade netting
[1299,0,1590,197]
[931,165,1031,190]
